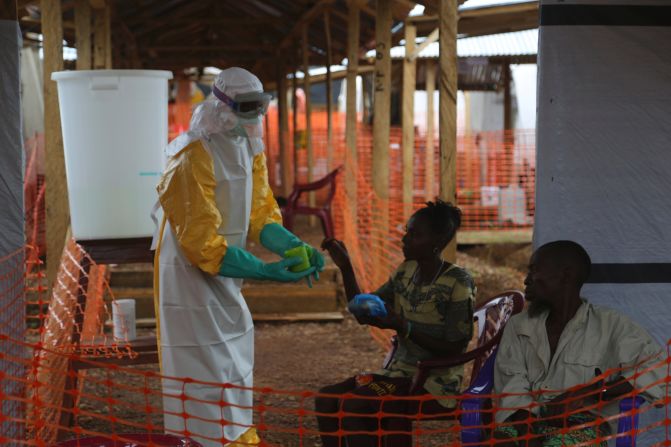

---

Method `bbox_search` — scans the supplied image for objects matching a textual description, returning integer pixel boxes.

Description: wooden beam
[401,23,416,219]
[277,0,335,51]
[302,24,315,225]
[324,10,333,172]
[425,58,435,201]
[42,0,69,288]
[439,0,458,262]
[74,0,91,69]
[372,0,392,284]
[345,0,360,221]
[408,26,438,62]
[147,44,267,52]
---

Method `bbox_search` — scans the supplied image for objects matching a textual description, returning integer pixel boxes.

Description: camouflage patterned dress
[372,260,476,408]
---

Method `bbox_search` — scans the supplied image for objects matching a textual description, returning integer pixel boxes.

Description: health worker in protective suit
[153,67,324,446]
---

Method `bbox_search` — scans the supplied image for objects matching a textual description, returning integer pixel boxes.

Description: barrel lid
[52,69,173,81]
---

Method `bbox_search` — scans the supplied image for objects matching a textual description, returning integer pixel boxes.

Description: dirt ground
[73,220,531,446]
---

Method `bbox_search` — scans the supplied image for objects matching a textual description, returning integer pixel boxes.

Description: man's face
[524,249,562,314]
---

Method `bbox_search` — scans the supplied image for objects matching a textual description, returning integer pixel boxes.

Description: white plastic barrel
[51,70,173,240]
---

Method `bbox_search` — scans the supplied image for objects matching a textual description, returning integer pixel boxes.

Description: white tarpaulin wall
[0,19,25,446]
[535,1,671,444]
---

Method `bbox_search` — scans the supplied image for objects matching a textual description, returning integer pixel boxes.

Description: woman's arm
[321,238,361,301]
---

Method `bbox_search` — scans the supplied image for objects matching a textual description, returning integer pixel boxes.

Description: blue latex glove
[348,294,388,318]
[219,246,315,282]
[260,223,325,281]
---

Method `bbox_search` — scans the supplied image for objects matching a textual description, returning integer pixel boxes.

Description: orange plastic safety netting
[6,115,669,447]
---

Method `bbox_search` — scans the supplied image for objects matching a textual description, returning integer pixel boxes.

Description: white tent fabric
[535,1,671,444]
[0,19,25,447]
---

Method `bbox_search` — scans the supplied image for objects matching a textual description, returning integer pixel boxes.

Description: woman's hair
[413,199,462,244]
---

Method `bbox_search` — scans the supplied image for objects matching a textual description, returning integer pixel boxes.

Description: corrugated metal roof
[368,28,538,60]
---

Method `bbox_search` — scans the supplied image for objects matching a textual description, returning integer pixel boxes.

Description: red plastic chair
[53,433,202,447]
[281,166,343,239]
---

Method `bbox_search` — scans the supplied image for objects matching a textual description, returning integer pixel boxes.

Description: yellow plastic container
[284,245,311,272]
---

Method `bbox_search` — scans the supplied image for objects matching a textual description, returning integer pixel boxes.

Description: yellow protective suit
[154,128,280,446]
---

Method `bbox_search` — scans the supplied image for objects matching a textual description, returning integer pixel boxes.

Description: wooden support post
[502,59,514,185]
[425,59,436,201]
[302,24,315,225]
[104,3,111,68]
[345,0,361,220]
[324,10,333,172]
[93,5,105,68]
[278,62,292,197]
[401,23,416,220]
[74,0,92,70]
[373,0,392,282]
[439,0,458,262]
[42,0,69,287]
[92,1,111,69]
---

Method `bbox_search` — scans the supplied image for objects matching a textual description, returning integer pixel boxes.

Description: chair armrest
[616,396,645,447]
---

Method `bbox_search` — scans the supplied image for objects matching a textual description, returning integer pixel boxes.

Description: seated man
[493,240,666,447]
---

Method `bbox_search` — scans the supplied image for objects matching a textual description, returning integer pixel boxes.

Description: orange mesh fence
[7,109,667,446]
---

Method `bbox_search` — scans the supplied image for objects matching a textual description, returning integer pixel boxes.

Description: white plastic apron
[155,132,258,446]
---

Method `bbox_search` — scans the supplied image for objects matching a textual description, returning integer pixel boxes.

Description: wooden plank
[74,0,91,70]
[324,10,334,172]
[401,23,416,220]
[302,24,316,225]
[502,59,514,185]
[372,0,392,284]
[439,0,458,262]
[425,58,436,201]
[42,0,69,288]
[345,0,361,221]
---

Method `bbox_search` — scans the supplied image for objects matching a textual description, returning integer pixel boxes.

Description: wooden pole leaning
[42,0,69,287]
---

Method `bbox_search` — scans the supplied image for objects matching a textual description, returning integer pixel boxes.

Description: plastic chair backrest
[286,165,342,208]
[469,290,525,385]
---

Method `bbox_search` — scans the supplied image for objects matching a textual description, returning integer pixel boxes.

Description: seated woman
[316,200,476,447]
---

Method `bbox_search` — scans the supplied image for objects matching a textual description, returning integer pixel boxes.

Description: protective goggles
[213,86,272,118]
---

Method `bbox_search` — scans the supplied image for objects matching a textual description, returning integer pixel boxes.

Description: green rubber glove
[218,246,315,282]
[260,223,326,276]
